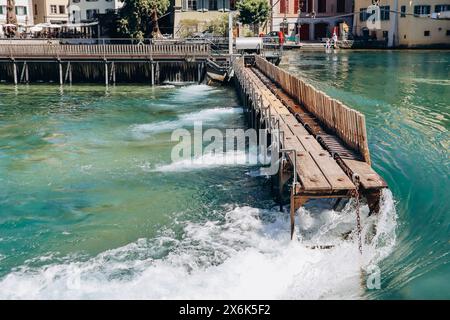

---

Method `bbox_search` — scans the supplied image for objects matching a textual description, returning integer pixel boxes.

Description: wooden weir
[233,56,387,239]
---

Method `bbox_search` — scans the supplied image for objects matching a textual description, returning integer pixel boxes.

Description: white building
[68,0,122,23]
[0,0,34,25]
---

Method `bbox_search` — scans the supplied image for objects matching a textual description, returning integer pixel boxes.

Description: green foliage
[236,0,269,27]
[178,19,201,38]
[204,14,229,37]
[118,0,170,39]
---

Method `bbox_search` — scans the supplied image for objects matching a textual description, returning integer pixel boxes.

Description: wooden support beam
[59,61,63,85]
[19,62,26,83]
[25,62,29,83]
[290,191,308,240]
[12,61,18,85]
[104,61,109,86]
[151,62,155,86]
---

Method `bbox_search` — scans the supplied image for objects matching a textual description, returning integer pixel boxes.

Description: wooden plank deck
[250,66,387,191]
[243,67,355,193]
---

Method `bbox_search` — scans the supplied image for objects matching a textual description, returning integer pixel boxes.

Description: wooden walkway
[0,43,211,61]
[233,56,387,239]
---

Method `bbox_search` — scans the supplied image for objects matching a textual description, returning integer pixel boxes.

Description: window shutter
[204,0,209,11]
[198,0,203,11]
[182,0,188,11]
[218,0,224,11]
[224,0,230,11]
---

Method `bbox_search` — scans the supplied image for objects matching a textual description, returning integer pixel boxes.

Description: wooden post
[19,62,26,83]
[64,62,70,83]
[104,61,109,86]
[112,62,116,84]
[59,61,63,85]
[150,62,155,86]
[25,62,29,83]
[69,63,72,85]
[12,61,18,85]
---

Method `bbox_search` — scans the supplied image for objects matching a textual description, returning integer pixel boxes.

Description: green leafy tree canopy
[119,0,170,39]
[236,0,269,29]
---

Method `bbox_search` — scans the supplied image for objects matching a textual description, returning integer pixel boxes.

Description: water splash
[0,190,397,299]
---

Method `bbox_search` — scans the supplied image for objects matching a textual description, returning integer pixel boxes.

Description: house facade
[0,0,34,25]
[353,0,450,47]
[67,0,122,23]
[173,0,237,37]
[270,0,354,41]
[32,0,69,24]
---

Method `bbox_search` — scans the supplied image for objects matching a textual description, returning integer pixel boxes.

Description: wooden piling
[12,61,18,85]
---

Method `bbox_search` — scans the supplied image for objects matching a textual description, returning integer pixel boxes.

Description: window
[15,6,27,15]
[380,5,390,20]
[424,30,430,36]
[34,4,37,15]
[435,5,450,13]
[86,9,99,19]
[360,8,367,21]
[59,5,65,14]
[230,0,236,10]
[400,5,406,17]
[337,0,345,13]
[187,0,197,10]
[318,0,326,13]
[50,5,57,14]
[280,0,288,14]
[447,30,450,36]
[382,31,388,38]
[72,0,80,3]
[414,5,431,15]
[86,0,98,2]
[294,0,299,14]
[0,6,4,15]
[209,0,218,10]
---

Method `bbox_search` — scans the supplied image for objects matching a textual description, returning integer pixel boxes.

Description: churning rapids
[1,49,448,299]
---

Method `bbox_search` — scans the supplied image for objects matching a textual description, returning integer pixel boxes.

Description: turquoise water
[281,50,449,299]
[0,50,448,299]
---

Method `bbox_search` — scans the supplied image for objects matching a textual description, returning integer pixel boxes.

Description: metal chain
[352,174,363,254]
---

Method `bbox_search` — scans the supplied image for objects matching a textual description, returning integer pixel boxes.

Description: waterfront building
[270,0,354,41]
[0,0,34,25]
[32,0,69,24]
[67,0,122,23]
[353,0,450,47]
[173,0,238,37]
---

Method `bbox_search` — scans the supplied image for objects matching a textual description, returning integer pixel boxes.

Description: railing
[254,56,371,164]
[0,43,212,58]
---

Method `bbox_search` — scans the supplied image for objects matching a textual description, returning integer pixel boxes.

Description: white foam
[153,150,254,172]
[131,107,243,136]
[0,190,397,300]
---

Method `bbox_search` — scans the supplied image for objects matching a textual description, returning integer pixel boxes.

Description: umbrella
[30,26,43,33]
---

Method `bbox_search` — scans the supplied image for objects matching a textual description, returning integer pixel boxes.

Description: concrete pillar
[309,23,315,41]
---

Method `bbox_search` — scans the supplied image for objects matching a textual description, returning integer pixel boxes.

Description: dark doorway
[299,23,310,40]
[314,22,328,39]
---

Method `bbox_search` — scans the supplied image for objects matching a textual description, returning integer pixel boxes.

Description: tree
[236,0,269,35]
[6,0,17,37]
[119,0,170,40]
[204,14,229,37]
